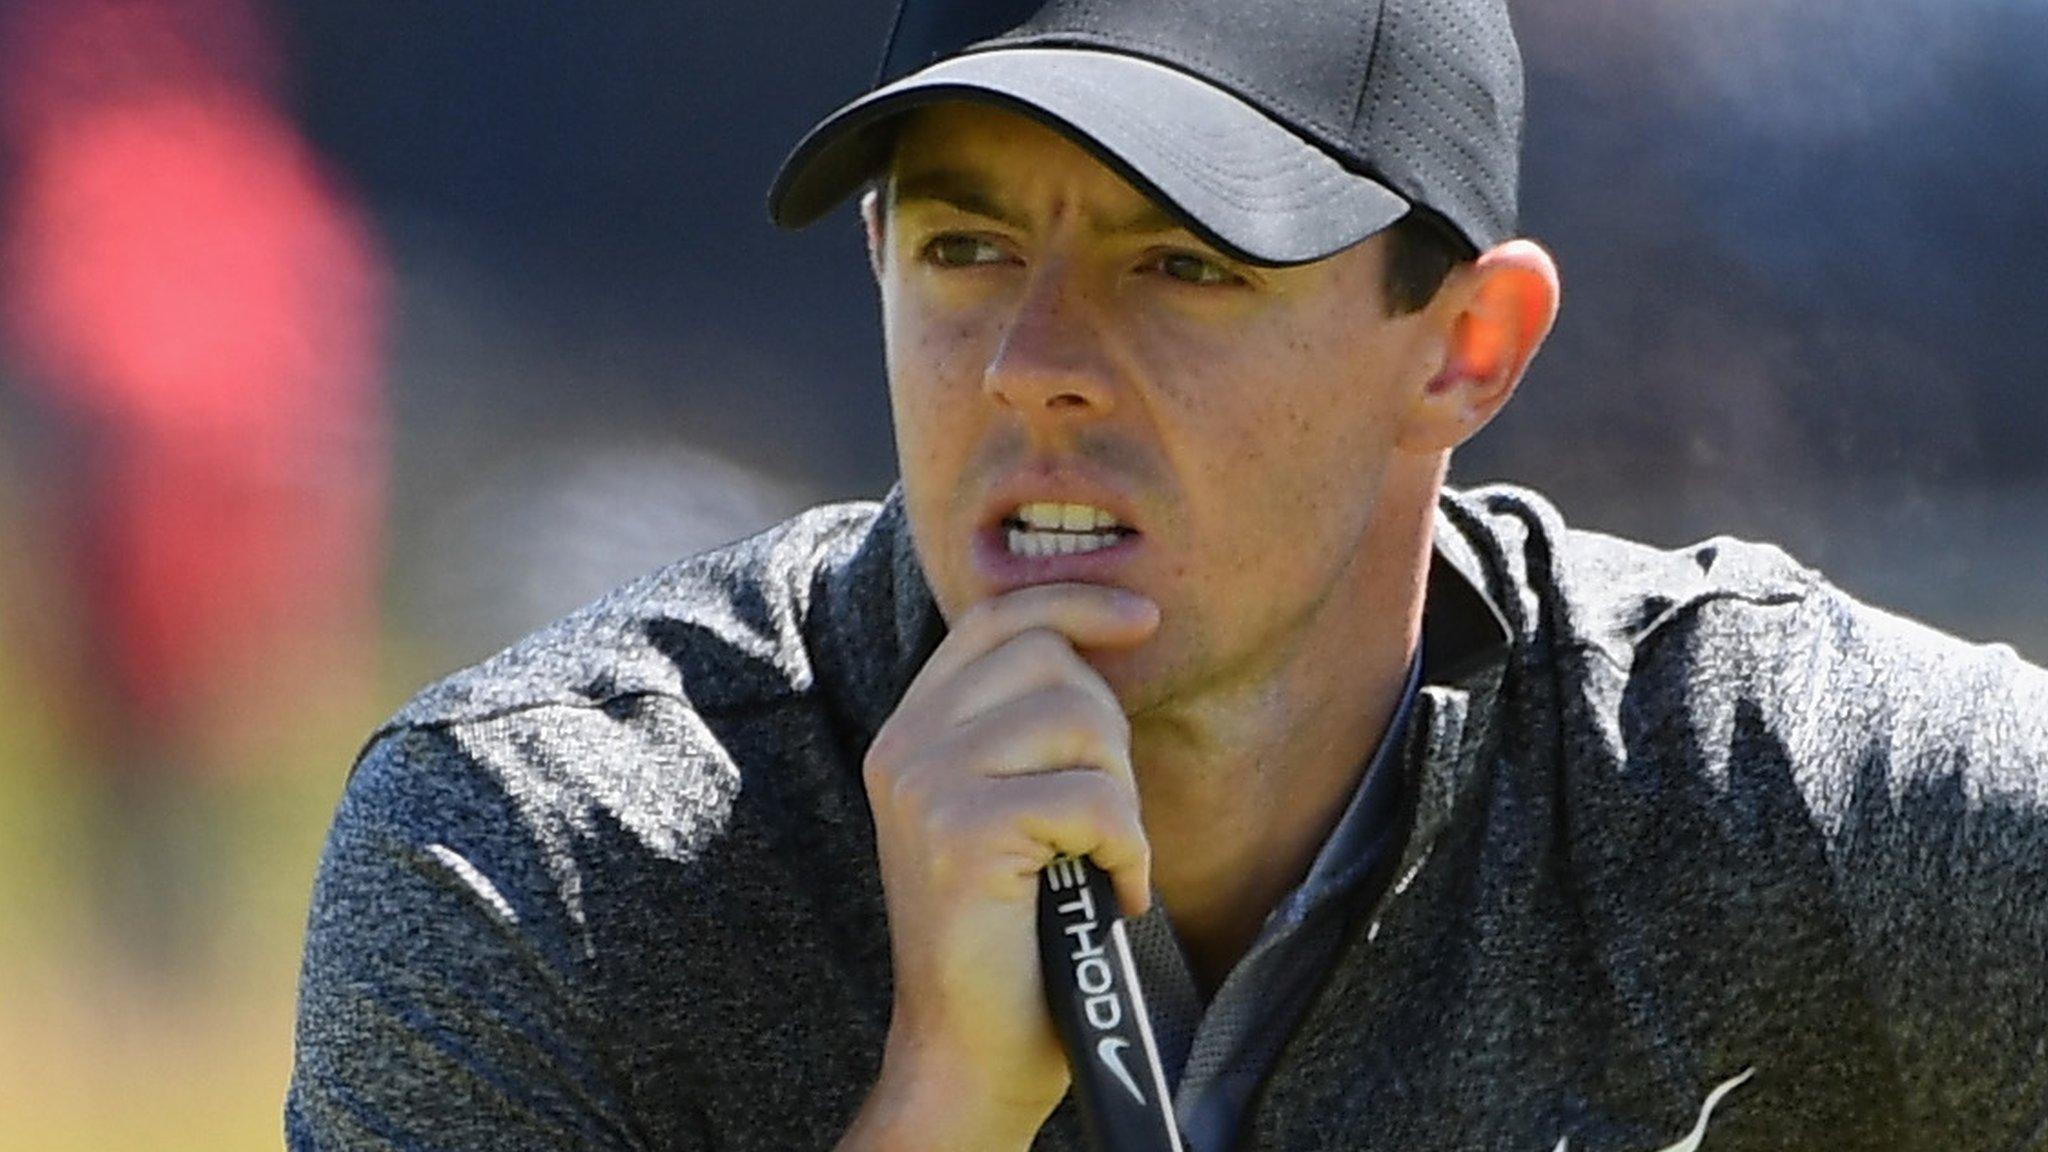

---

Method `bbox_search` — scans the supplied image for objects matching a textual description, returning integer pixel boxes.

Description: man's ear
[1398,239,1560,452]
[860,188,886,283]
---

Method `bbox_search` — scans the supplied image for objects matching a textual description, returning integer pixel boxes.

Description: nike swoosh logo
[1652,1067,1755,1152]
[1096,1037,1147,1105]
[1550,1067,1757,1152]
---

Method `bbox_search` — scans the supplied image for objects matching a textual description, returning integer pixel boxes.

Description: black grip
[1038,855,1185,1152]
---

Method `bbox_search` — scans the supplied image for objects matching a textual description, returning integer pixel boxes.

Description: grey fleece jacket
[287,485,2048,1152]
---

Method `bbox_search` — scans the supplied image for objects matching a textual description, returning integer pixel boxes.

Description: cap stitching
[1359,0,1501,240]
[1406,36,1490,177]
[1348,0,1391,139]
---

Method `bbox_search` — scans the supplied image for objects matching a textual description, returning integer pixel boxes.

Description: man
[287,1,2048,1149]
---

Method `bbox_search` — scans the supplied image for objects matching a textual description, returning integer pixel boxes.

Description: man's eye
[922,235,1010,268]
[1149,251,1244,287]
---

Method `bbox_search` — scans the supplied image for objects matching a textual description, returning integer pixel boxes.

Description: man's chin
[1081,642,1183,721]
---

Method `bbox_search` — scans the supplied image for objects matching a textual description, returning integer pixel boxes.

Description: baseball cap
[767,0,1524,266]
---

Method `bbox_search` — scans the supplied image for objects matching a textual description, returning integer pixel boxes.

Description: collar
[1387,491,1516,897]
[1419,498,1512,687]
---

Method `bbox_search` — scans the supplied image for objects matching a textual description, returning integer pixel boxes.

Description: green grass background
[0,620,437,1151]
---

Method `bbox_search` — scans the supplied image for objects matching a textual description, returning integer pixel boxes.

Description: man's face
[872,104,1447,717]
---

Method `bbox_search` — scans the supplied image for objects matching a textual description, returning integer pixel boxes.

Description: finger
[1019,795,1154,920]
[909,583,1157,699]
[938,681,1136,794]
[942,628,1124,736]
[930,769,1150,906]
[868,683,1133,836]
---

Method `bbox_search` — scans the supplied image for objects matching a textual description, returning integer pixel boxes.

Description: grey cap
[767,0,1524,266]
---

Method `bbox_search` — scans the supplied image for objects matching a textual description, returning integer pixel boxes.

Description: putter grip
[1038,855,1184,1152]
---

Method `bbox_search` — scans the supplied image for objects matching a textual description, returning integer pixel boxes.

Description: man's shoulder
[295,502,906,1147]
[1385,487,2048,1152]
[1448,480,2047,760]
[333,496,905,872]
[1443,482,1825,663]
[379,497,889,739]
[313,495,907,967]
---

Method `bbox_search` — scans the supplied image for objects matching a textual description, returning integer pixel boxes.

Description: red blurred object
[5,92,386,434]
[0,0,283,143]
[1,0,389,756]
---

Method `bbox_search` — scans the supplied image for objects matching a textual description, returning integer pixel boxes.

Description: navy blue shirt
[1127,652,1424,1152]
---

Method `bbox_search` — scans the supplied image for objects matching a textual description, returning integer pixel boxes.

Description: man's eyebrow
[890,167,1191,239]
[1097,198,1185,238]
[890,169,1027,229]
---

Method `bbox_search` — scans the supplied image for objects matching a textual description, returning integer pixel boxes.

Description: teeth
[1014,501,1121,532]
[1006,528,1124,558]
[1003,501,1130,559]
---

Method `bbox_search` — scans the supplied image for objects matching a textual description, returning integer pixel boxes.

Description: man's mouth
[1003,501,1138,558]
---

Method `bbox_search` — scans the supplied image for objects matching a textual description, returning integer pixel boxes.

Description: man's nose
[983,269,1116,417]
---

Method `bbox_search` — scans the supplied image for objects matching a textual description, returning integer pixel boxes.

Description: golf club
[1038,854,1185,1152]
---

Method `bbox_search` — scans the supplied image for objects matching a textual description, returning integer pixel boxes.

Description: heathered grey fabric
[287,484,2048,1152]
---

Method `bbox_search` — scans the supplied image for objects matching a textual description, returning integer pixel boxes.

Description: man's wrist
[837,1043,1056,1152]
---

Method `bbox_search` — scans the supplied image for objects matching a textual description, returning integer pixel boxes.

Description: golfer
[287,0,2048,1149]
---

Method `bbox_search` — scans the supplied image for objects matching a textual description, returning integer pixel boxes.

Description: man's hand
[841,583,1160,1152]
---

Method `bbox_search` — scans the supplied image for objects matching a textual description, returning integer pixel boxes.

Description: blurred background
[0,0,2041,1146]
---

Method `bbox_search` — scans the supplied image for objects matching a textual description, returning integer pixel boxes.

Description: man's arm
[286,726,652,1151]
[1793,588,2048,1152]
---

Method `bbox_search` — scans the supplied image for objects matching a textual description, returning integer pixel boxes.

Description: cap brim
[767,47,1410,267]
